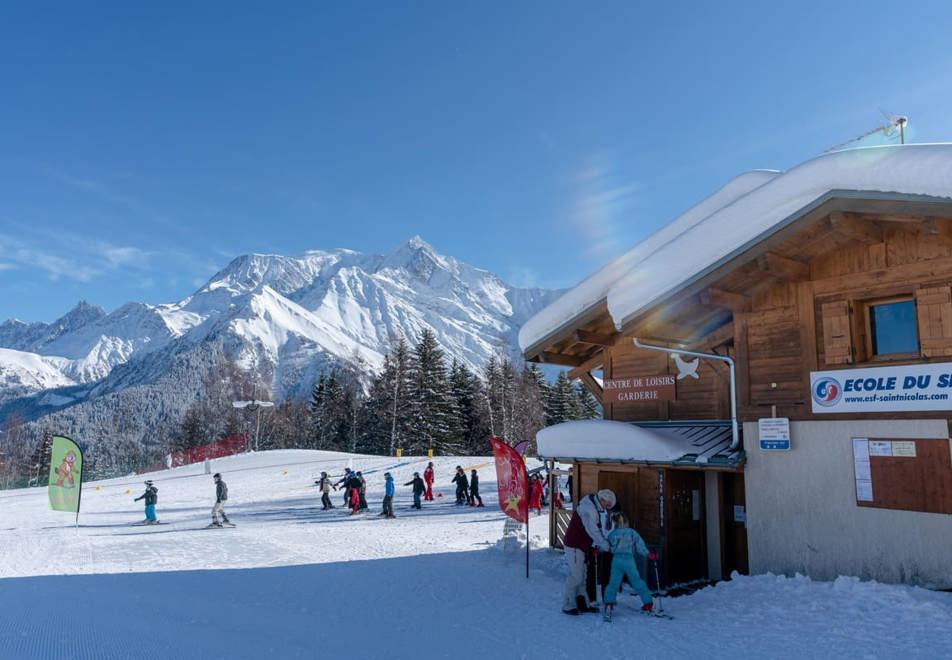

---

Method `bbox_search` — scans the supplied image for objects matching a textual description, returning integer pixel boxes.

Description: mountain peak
[58,300,106,326]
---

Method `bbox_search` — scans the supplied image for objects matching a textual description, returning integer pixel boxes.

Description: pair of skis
[602,557,673,621]
[205,522,236,529]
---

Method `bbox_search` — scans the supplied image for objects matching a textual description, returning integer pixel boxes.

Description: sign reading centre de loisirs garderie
[810,362,952,414]
[602,374,676,404]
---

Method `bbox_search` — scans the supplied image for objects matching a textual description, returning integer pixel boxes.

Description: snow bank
[537,419,694,462]
[1,449,950,659]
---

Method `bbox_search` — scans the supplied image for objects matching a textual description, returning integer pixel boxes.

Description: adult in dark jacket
[404,472,426,509]
[468,469,484,507]
[211,473,232,527]
[134,480,159,524]
[452,466,469,506]
[335,468,354,507]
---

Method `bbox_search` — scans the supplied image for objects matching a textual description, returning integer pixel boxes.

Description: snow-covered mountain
[0,237,560,420]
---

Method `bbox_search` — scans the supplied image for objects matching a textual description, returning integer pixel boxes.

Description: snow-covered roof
[520,144,952,353]
[537,420,693,462]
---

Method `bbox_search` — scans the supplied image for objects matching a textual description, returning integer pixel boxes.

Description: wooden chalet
[522,145,952,589]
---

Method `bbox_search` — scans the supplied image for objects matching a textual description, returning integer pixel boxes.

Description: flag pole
[525,511,529,579]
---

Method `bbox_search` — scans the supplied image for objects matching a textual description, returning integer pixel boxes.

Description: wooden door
[721,472,749,576]
[664,469,707,585]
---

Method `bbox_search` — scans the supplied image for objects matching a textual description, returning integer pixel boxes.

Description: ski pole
[649,552,664,614]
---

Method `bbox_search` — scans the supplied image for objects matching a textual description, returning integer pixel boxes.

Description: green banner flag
[48,435,83,516]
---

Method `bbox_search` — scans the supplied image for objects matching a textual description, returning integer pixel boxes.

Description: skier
[561,489,615,615]
[423,461,435,501]
[316,472,335,510]
[603,512,653,621]
[452,466,469,506]
[357,471,369,511]
[335,468,354,507]
[468,469,484,507]
[345,470,362,515]
[380,472,396,518]
[134,480,159,524]
[404,472,426,509]
[210,473,233,527]
[529,474,544,515]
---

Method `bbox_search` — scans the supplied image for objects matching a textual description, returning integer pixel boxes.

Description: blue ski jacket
[385,477,395,497]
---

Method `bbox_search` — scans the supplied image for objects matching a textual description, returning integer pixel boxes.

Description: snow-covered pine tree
[409,329,459,455]
[572,381,600,420]
[449,359,487,454]
[545,370,576,425]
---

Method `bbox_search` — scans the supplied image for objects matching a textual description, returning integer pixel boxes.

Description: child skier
[134,480,158,524]
[529,474,544,515]
[316,471,335,510]
[380,472,396,518]
[452,466,469,505]
[210,473,233,527]
[423,461,435,501]
[469,469,484,507]
[357,471,369,511]
[404,472,426,509]
[335,468,354,507]
[603,512,653,621]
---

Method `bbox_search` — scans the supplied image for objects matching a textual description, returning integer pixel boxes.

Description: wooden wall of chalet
[604,219,952,423]
[577,461,663,549]
[605,342,729,422]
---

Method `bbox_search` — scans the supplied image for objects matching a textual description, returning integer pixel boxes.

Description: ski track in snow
[0,449,950,659]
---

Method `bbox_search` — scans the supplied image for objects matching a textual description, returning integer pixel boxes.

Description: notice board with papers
[851,438,952,514]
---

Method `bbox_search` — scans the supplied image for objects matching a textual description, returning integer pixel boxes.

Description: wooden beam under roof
[686,322,735,351]
[577,371,603,405]
[699,287,750,312]
[539,351,584,367]
[567,351,605,381]
[756,252,809,282]
[829,211,883,244]
[573,329,618,346]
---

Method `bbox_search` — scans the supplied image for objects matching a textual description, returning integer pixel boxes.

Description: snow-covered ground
[1,450,950,659]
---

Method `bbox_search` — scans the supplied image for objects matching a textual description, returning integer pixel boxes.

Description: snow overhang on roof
[536,419,744,468]
[520,144,952,355]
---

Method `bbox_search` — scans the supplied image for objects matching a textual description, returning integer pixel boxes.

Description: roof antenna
[825,110,908,152]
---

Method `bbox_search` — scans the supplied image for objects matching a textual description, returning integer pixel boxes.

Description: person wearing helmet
[316,471,335,510]
[380,472,396,519]
[404,472,426,509]
[423,461,435,501]
[469,469,483,507]
[134,480,159,524]
[334,468,353,507]
[210,473,233,527]
[452,466,469,506]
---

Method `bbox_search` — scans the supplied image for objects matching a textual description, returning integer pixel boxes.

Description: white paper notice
[852,439,873,503]
[892,441,917,457]
[853,460,872,481]
[869,441,893,457]
[855,479,874,502]
[852,438,870,461]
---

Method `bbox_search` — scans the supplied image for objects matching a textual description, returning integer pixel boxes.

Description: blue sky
[2,1,952,322]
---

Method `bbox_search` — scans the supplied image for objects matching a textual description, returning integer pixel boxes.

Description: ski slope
[0,450,950,659]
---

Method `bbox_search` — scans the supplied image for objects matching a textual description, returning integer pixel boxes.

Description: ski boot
[603,604,614,623]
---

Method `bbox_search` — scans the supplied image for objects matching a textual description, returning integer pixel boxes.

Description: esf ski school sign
[811,362,952,413]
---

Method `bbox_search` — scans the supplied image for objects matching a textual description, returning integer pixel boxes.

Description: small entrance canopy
[537,419,745,468]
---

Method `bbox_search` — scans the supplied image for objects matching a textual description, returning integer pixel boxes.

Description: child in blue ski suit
[604,512,653,614]
[134,480,158,524]
[381,472,396,518]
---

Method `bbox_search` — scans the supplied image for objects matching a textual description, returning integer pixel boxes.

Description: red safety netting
[138,435,248,473]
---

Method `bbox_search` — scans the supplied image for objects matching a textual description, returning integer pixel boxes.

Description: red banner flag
[490,436,528,524]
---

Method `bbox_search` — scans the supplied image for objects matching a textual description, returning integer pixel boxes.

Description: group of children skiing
[314,462,486,518]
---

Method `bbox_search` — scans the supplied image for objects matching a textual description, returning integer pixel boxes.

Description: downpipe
[633,338,739,451]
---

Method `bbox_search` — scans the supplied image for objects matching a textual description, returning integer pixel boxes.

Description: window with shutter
[916,285,952,358]
[821,300,853,365]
